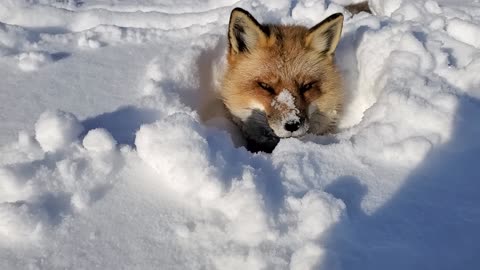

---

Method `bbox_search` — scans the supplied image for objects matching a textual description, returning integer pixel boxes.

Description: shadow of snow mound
[321,95,480,270]
[325,175,368,219]
[82,106,161,146]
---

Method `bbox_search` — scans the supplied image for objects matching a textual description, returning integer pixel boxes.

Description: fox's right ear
[305,13,344,56]
[228,8,268,55]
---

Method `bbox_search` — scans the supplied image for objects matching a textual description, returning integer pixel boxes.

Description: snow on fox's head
[222,8,344,139]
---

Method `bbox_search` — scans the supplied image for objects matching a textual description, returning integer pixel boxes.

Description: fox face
[221,8,344,152]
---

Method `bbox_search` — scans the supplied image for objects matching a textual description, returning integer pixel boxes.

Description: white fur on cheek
[230,108,253,121]
[229,101,265,121]
[249,101,265,112]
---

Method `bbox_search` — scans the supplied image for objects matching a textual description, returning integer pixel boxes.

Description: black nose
[284,120,300,132]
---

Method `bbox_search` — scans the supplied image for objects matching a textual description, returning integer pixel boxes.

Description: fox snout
[266,89,309,138]
[285,119,302,132]
[268,115,309,138]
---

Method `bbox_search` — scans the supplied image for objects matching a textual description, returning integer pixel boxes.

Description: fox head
[222,8,344,142]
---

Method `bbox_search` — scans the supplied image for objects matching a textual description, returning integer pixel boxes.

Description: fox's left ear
[305,13,344,55]
[228,8,269,55]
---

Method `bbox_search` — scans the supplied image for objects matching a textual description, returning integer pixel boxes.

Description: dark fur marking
[260,24,271,37]
[231,8,265,34]
[270,25,283,42]
[229,7,271,54]
[241,109,280,153]
[233,22,248,53]
[308,13,343,35]
[323,28,334,53]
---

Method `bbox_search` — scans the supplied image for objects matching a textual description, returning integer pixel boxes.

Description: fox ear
[305,13,344,55]
[228,8,268,55]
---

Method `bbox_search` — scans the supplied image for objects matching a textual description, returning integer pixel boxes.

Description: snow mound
[83,128,116,152]
[447,18,480,49]
[136,113,223,201]
[0,202,44,243]
[17,51,53,71]
[35,110,84,152]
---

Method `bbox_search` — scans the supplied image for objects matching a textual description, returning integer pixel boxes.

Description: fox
[220,7,349,152]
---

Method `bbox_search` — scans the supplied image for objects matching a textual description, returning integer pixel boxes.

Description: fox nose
[284,120,300,132]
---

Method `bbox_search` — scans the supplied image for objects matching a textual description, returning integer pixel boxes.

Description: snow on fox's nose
[270,89,308,137]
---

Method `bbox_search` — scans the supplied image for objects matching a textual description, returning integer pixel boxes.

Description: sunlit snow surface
[1,0,480,269]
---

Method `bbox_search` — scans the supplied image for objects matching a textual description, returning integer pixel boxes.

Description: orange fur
[221,8,344,151]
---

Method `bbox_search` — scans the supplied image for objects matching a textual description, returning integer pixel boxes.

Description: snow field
[1,0,480,269]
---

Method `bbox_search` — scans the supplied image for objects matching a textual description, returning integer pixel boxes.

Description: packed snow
[1,0,480,269]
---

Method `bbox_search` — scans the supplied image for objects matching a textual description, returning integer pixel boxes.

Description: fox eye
[300,82,316,94]
[257,82,275,94]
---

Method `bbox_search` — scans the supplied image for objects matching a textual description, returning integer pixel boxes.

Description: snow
[447,18,480,49]
[1,0,480,269]
[17,51,53,72]
[35,110,84,152]
[82,128,116,152]
[271,89,300,123]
